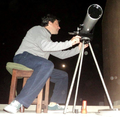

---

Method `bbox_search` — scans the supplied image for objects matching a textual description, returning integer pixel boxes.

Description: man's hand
[71,36,81,46]
[78,42,89,50]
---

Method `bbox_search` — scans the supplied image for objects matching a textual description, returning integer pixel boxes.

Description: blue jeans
[13,52,68,108]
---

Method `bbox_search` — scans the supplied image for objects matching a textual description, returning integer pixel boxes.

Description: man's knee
[60,71,68,80]
[40,60,54,74]
[45,60,54,69]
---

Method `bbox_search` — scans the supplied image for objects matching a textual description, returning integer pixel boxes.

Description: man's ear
[48,21,52,26]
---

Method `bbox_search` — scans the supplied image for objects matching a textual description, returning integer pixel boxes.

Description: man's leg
[14,52,54,108]
[50,69,68,104]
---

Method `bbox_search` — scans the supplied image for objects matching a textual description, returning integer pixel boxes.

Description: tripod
[63,37,113,114]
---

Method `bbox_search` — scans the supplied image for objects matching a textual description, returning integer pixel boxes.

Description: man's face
[49,20,60,34]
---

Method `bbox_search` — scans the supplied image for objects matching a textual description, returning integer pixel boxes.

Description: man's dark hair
[41,14,60,26]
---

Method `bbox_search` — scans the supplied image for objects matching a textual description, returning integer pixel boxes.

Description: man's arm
[37,35,80,52]
[50,46,80,59]
[50,43,88,59]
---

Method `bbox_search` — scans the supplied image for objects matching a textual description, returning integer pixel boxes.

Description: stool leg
[8,69,18,104]
[22,78,28,87]
[36,89,43,113]
[43,78,50,113]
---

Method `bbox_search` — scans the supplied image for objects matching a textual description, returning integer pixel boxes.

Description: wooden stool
[6,62,50,113]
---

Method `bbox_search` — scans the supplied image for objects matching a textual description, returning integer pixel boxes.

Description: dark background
[0,0,106,105]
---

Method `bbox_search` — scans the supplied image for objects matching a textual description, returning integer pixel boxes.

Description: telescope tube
[81,4,103,33]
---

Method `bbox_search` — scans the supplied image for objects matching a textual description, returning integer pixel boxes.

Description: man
[4,14,88,113]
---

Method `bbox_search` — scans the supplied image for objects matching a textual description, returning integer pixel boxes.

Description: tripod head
[78,24,93,44]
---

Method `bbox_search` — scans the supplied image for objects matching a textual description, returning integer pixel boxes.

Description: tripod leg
[63,43,83,114]
[72,41,85,112]
[89,43,113,109]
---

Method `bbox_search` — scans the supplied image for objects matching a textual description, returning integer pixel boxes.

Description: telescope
[64,4,119,114]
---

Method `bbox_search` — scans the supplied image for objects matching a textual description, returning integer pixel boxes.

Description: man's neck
[45,26,51,34]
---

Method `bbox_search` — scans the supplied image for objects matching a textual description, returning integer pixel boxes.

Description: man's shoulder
[30,25,44,30]
[28,25,46,34]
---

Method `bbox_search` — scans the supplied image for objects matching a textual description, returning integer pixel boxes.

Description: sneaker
[48,104,64,111]
[3,100,22,113]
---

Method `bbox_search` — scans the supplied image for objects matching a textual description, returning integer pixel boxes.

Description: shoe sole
[3,106,17,114]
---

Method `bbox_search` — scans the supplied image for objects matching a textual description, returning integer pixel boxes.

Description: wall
[102,0,120,105]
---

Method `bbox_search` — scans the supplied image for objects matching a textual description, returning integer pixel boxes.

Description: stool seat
[6,62,50,113]
[6,62,33,78]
